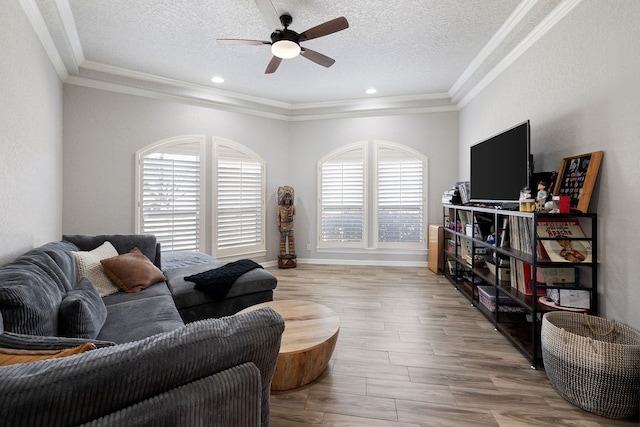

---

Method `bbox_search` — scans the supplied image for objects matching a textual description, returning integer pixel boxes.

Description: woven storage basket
[541,311,640,419]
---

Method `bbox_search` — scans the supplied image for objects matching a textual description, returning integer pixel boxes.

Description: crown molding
[70,61,456,121]
[449,0,538,99]
[19,0,68,80]
[80,60,294,111]
[54,0,84,73]
[25,0,581,120]
[455,0,583,108]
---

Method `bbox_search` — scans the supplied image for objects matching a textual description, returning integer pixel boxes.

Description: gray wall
[63,86,458,264]
[459,1,640,329]
[0,0,63,266]
[62,85,291,262]
[290,113,458,264]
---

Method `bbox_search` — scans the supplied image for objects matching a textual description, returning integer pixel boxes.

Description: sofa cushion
[0,342,96,366]
[58,278,107,339]
[72,241,120,297]
[162,251,218,269]
[64,234,160,268]
[0,263,64,336]
[97,295,184,344]
[36,241,81,289]
[101,280,173,305]
[165,263,278,311]
[100,247,166,293]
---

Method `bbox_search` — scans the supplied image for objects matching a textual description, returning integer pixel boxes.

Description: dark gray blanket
[184,259,263,299]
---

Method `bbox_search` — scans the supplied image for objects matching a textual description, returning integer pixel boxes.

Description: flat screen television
[470,120,531,204]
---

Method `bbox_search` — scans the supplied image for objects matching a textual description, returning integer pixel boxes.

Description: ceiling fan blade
[299,17,349,41]
[217,39,270,46]
[254,0,282,29]
[265,56,282,74]
[300,48,336,68]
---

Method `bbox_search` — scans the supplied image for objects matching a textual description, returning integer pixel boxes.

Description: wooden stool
[239,300,339,390]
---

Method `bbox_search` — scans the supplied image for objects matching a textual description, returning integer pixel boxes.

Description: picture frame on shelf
[553,151,603,213]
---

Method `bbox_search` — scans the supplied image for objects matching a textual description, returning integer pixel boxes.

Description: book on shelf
[499,217,509,249]
[536,218,593,263]
[536,266,576,284]
[509,258,545,295]
[456,181,470,205]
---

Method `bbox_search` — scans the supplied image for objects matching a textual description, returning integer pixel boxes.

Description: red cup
[558,196,570,213]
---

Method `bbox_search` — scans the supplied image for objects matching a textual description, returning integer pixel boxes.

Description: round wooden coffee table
[239,299,340,390]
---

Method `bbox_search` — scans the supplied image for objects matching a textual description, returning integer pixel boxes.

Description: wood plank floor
[266,264,639,427]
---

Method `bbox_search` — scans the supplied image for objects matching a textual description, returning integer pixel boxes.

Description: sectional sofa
[0,234,284,426]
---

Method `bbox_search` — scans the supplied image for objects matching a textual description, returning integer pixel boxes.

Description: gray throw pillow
[58,278,108,339]
[0,264,63,336]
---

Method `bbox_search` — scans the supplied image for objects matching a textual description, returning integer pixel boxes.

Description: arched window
[213,139,266,258]
[318,142,366,247]
[136,135,204,252]
[135,136,265,257]
[318,141,428,250]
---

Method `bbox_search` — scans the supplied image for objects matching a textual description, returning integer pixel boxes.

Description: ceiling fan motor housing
[270,28,299,44]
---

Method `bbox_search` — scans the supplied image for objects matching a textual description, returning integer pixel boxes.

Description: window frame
[317,142,368,249]
[373,140,428,250]
[212,138,266,258]
[135,135,266,258]
[135,135,206,252]
[317,140,428,251]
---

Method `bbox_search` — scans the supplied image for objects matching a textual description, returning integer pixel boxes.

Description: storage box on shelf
[442,204,598,368]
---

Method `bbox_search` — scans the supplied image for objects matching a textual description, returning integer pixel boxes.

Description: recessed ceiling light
[211,76,224,84]
[365,88,377,95]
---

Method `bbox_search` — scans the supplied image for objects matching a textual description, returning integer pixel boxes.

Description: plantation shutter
[320,146,365,243]
[141,152,200,252]
[216,144,264,251]
[377,146,424,243]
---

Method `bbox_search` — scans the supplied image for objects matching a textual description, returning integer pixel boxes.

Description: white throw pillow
[72,241,120,297]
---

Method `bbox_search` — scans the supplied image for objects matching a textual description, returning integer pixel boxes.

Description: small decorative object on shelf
[519,186,535,212]
[536,180,549,210]
[554,151,603,213]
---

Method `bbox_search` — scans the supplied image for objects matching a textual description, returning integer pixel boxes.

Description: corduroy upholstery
[0,235,285,426]
[81,363,263,427]
[0,309,284,426]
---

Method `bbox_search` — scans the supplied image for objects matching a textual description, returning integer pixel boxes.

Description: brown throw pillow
[0,342,97,366]
[100,247,166,293]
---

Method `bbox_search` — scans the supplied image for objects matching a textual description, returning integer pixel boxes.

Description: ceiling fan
[217,0,349,74]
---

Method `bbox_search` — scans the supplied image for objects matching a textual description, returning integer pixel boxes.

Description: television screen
[470,120,531,203]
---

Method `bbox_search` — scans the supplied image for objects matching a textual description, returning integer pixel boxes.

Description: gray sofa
[0,234,285,426]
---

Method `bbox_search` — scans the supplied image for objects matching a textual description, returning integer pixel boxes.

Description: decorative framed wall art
[553,151,603,213]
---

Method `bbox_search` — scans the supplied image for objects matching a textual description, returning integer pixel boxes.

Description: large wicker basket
[541,311,640,419]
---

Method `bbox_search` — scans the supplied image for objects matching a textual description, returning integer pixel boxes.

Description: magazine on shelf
[536,266,576,284]
[536,218,592,263]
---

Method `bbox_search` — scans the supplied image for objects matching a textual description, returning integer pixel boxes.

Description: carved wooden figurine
[277,186,297,268]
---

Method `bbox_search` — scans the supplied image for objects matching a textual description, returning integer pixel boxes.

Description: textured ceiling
[33,0,565,110]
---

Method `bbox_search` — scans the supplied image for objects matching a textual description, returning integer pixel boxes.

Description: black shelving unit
[442,204,598,368]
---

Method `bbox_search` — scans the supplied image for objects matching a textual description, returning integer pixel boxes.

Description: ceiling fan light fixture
[271,40,301,59]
